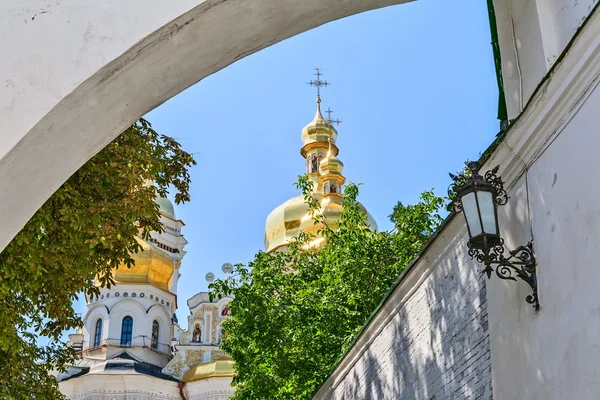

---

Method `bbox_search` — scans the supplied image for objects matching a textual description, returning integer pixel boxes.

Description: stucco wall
[313,217,493,400]
[487,60,600,400]
[59,374,180,399]
[492,0,598,119]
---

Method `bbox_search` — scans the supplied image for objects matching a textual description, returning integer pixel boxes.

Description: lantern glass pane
[461,192,482,236]
[477,191,497,234]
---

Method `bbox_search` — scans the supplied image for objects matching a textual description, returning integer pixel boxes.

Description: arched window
[311,155,318,173]
[120,316,133,347]
[93,319,103,348]
[151,320,159,350]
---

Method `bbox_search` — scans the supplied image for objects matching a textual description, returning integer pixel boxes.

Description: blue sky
[72,0,499,328]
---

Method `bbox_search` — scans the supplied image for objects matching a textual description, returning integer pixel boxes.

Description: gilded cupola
[264,70,376,253]
[99,196,187,293]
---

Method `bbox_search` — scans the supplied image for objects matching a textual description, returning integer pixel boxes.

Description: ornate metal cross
[307,68,329,99]
[325,107,342,126]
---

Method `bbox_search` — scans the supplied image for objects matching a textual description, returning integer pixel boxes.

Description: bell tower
[80,195,187,368]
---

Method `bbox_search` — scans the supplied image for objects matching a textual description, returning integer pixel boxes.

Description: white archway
[0,0,411,252]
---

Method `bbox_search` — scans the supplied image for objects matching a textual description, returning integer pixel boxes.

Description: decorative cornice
[300,142,339,158]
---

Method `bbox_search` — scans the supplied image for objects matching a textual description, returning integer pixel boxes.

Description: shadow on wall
[332,231,493,400]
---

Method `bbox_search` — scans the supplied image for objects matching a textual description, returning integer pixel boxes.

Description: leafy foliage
[210,177,444,399]
[0,119,195,399]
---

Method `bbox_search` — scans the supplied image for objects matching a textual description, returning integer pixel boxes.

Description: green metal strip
[487,0,508,122]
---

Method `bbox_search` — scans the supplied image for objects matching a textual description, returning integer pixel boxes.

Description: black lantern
[449,162,539,311]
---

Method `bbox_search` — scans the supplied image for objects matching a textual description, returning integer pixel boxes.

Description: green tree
[210,176,444,400]
[0,119,195,399]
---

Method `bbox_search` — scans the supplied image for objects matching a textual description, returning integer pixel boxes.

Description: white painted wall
[492,0,598,119]
[59,373,180,399]
[0,0,410,254]
[487,56,600,400]
[82,283,175,366]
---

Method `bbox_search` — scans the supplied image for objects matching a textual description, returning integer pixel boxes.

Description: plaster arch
[109,299,147,316]
[83,304,110,324]
[146,307,172,347]
[0,0,410,253]
[83,307,109,349]
[146,303,173,322]
[107,302,147,342]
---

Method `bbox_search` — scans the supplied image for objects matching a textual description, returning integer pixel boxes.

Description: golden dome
[264,195,307,252]
[265,78,377,253]
[264,193,377,253]
[300,99,339,158]
[181,356,234,383]
[320,138,344,175]
[101,237,177,292]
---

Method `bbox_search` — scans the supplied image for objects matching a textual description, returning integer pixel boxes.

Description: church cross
[325,108,334,120]
[307,68,329,99]
[325,107,342,126]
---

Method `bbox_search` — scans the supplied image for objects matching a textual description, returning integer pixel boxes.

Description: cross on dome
[307,67,329,101]
[325,108,342,126]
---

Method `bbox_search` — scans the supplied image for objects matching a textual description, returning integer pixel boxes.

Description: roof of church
[58,352,179,383]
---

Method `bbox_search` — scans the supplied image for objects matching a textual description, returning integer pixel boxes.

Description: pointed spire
[314,96,326,121]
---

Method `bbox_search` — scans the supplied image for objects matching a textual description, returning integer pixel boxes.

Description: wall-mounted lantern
[449,162,539,311]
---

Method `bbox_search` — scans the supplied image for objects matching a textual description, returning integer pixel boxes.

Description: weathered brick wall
[314,221,493,400]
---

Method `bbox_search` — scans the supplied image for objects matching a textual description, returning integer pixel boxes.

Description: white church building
[57,197,234,400]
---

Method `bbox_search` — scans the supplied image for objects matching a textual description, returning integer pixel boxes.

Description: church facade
[57,197,234,400]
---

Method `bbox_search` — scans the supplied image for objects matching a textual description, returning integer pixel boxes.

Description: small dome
[156,196,176,219]
[301,100,338,149]
[320,138,344,175]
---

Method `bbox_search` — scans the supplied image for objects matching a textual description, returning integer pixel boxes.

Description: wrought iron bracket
[468,240,539,311]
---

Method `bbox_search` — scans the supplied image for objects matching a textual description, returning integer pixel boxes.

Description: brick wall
[313,220,493,400]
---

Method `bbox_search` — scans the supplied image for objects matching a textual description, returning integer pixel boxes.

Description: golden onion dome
[102,236,177,292]
[264,195,307,252]
[182,356,234,383]
[320,138,344,175]
[265,80,377,253]
[300,98,339,158]
[264,194,377,253]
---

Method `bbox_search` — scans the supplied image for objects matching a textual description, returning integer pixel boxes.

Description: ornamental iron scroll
[448,162,508,213]
[467,239,539,310]
[449,161,540,311]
